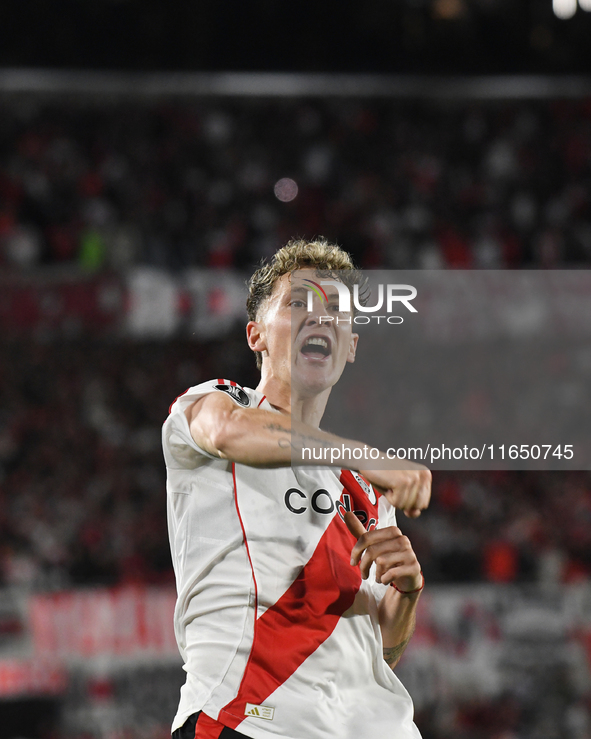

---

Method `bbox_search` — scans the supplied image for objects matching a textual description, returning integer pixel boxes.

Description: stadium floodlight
[553,0,577,17]
[580,0,591,11]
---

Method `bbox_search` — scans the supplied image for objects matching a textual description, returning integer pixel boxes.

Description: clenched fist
[358,466,431,518]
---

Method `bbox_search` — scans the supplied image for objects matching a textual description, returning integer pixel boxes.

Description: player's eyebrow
[292,285,344,301]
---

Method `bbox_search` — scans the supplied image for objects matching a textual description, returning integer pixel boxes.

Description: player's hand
[357,467,431,518]
[344,511,422,591]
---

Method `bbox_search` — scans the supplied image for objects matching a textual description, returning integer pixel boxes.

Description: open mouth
[300,336,331,359]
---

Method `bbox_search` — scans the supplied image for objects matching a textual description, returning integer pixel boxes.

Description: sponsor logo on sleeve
[351,471,377,505]
[214,383,251,407]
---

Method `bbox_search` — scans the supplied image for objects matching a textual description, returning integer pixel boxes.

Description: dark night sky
[1,0,591,75]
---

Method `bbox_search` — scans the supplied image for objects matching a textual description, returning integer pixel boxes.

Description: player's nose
[304,298,331,325]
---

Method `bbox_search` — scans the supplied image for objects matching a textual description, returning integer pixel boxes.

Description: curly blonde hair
[247,238,364,369]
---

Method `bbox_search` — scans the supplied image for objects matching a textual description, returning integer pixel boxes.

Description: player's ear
[246,320,267,354]
[347,333,359,363]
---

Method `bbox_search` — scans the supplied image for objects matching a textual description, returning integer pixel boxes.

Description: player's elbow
[206,407,244,459]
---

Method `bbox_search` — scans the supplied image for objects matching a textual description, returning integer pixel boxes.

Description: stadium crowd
[1,96,589,591]
[1,332,590,591]
[1,98,591,273]
[2,97,591,739]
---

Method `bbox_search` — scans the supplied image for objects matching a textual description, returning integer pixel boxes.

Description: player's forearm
[209,407,381,469]
[194,403,429,512]
[378,588,421,670]
[229,413,426,472]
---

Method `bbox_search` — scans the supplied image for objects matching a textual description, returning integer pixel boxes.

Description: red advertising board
[0,659,67,697]
[29,586,178,658]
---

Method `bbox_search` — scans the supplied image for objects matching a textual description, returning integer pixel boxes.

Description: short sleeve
[162,379,255,468]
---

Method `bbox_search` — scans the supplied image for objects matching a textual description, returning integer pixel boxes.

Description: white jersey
[163,379,421,739]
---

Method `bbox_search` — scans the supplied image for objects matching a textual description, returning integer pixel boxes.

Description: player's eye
[291,300,306,308]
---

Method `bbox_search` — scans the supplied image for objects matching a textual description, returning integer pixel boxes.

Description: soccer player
[163,239,431,739]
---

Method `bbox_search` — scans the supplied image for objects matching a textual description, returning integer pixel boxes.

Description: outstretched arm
[346,511,423,669]
[186,392,431,516]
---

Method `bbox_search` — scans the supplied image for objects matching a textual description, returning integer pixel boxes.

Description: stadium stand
[2,96,591,739]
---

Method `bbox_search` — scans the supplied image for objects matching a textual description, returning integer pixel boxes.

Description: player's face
[252,269,358,397]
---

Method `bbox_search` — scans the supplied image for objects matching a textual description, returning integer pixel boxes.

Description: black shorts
[172,712,249,739]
